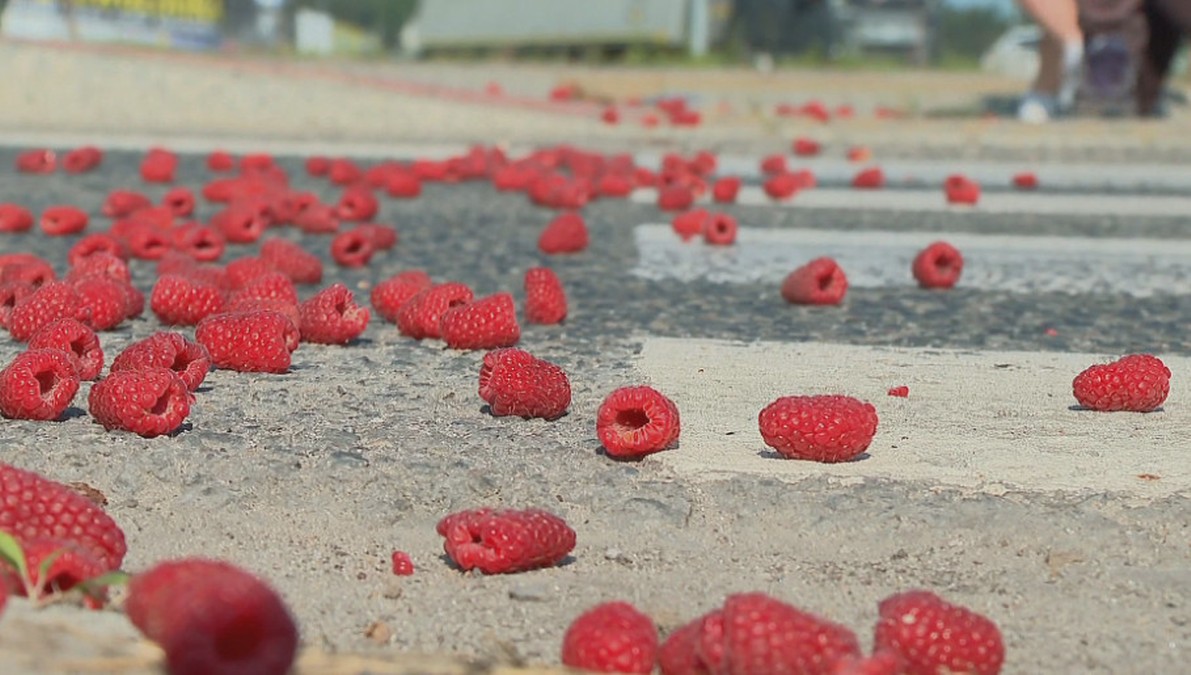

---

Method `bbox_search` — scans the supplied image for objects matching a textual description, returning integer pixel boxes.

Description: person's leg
[1017,0,1085,116]
[1138,0,1190,115]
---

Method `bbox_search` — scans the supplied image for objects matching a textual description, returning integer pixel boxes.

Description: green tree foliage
[288,0,417,49]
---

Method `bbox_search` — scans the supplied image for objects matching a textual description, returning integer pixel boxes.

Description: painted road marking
[632,224,1191,296]
[633,338,1190,497]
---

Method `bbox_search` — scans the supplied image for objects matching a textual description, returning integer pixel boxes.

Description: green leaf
[0,531,28,580]
[36,549,64,591]
[81,570,131,589]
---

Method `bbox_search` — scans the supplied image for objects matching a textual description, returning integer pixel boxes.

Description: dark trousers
[1139,0,1191,114]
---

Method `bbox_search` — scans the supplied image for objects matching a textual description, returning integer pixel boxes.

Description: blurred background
[0,0,1048,78]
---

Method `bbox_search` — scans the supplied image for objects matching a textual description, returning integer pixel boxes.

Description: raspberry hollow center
[615,408,650,432]
[149,392,172,416]
[35,370,59,397]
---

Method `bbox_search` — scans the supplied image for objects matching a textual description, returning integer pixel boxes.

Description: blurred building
[0,0,223,49]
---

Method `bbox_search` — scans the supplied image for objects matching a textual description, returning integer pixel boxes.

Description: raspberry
[62,146,103,173]
[711,177,741,203]
[703,213,737,246]
[0,203,34,232]
[758,395,879,462]
[439,292,521,350]
[89,368,190,438]
[524,267,567,325]
[396,282,474,340]
[151,275,227,326]
[126,558,299,675]
[230,272,299,308]
[196,310,299,374]
[887,385,910,398]
[40,205,89,236]
[113,221,171,261]
[28,318,104,380]
[830,651,904,675]
[171,224,226,262]
[240,153,276,172]
[207,150,236,172]
[671,209,709,242]
[140,147,178,183]
[601,105,621,124]
[162,186,196,217]
[944,174,980,205]
[760,154,789,175]
[298,283,370,345]
[0,281,35,330]
[873,590,1004,675]
[0,462,127,571]
[8,282,89,342]
[596,386,681,459]
[1012,172,1038,190]
[370,270,433,323]
[331,228,376,267]
[260,238,323,285]
[111,332,212,392]
[764,172,801,200]
[356,223,398,250]
[335,186,379,221]
[436,507,576,575]
[390,551,415,576]
[73,275,132,331]
[1,261,54,289]
[597,173,634,198]
[782,257,848,305]
[225,256,276,291]
[8,536,107,600]
[328,158,363,185]
[102,189,153,218]
[561,601,659,674]
[15,148,55,174]
[538,212,589,255]
[478,348,571,420]
[658,616,707,675]
[211,202,269,244]
[386,171,423,198]
[657,186,695,212]
[912,241,963,289]
[706,593,862,675]
[67,249,130,282]
[0,349,80,420]
[1072,353,1171,412]
[295,203,339,234]
[306,155,331,176]
[793,137,822,156]
[853,167,885,189]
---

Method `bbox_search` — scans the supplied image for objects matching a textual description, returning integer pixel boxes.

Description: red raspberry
[524,267,567,325]
[390,551,415,576]
[62,146,103,173]
[601,106,621,124]
[703,213,737,246]
[89,368,190,438]
[1072,354,1170,412]
[0,281,35,330]
[887,385,910,398]
[852,167,885,189]
[111,332,211,392]
[230,272,299,308]
[161,186,196,217]
[873,590,1004,675]
[295,203,340,234]
[335,186,379,221]
[436,507,576,575]
[0,254,55,287]
[196,310,299,374]
[793,137,822,156]
[328,158,363,185]
[912,241,963,289]
[140,147,178,183]
[711,177,741,203]
[657,186,695,212]
[7,536,107,600]
[439,292,521,350]
[28,318,104,380]
[151,275,227,326]
[758,394,879,462]
[782,257,848,305]
[356,223,398,250]
[40,205,89,236]
[298,283,370,345]
[224,256,275,291]
[331,228,376,267]
[0,463,127,572]
[760,154,789,175]
[67,248,130,280]
[260,238,323,285]
[704,593,862,675]
[126,558,299,675]
[306,155,331,176]
[658,615,707,675]
[211,202,268,244]
[8,281,89,342]
[478,348,571,420]
[1012,171,1038,190]
[764,172,801,200]
[370,270,433,323]
[0,203,34,232]
[386,171,423,198]
[830,651,904,675]
[561,601,659,674]
[15,148,55,174]
[596,386,681,459]
[171,224,226,262]
[538,212,590,255]
[597,173,634,198]
[207,150,236,172]
[102,189,152,217]
[73,275,132,331]
[944,174,980,205]
[671,209,709,241]
[0,349,80,420]
[396,282,474,340]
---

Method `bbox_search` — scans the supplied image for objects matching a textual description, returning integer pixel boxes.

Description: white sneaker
[1018,92,1059,124]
